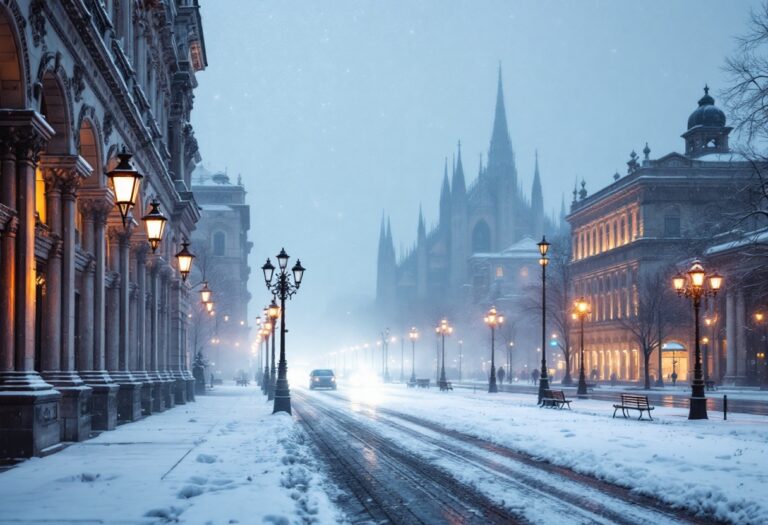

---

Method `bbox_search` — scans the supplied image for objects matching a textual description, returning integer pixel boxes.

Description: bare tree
[547,239,575,384]
[618,268,683,389]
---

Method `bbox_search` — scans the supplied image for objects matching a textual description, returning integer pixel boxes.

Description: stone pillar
[77,206,94,372]
[78,194,118,431]
[159,269,175,408]
[181,285,195,401]
[40,156,93,442]
[105,226,141,423]
[148,262,164,412]
[0,142,16,372]
[0,113,61,458]
[724,288,744,385]
[736,291,747,379]
[133,245,154,415]
[169,278,187,404]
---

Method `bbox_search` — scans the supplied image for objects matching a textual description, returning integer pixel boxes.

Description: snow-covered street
[0,386,344,525]
[1,382,766,524]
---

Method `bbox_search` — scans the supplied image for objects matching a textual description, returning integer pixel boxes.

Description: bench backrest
[620,393,651,408]
[552,390,566,401]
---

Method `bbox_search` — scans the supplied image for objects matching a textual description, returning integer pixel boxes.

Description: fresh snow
[0,386,346,525]
[310,383,768,525]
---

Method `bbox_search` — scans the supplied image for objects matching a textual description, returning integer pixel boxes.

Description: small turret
[531,150,544,239]
[439,159,451,230]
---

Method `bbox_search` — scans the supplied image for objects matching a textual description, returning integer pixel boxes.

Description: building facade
[566,88,759,384]
[376,69,555,327]
[0,0,207,458]
[190,166,252,381]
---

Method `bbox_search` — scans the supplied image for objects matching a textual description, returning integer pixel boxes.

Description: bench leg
[612,407,618,418]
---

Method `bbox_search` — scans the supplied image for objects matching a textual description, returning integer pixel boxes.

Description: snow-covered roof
[470,236,540,259]
[695,152,749,163]
[705,227,768,255]
[200,204,233,212]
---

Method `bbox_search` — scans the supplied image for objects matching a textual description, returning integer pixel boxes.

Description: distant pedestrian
[498,367,506,384]
[671,371,678,386]
[210,372,214,388]
[591,367,599,382]
[610,372,618,387]
[531,369,539,384]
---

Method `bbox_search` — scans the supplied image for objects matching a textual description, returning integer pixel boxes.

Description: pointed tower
[559,193,568,236]
[439,159,451,232]
[487,65,518,250]
[450,141,468,291]
[531,150,544,239]
[416,205,428,300]
[376,213,388,305]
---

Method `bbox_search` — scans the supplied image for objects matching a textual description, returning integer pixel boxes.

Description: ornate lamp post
[261,249,305,414]
[267,299,281,400]
[107,148,143,227]
[537,236,551,403]
[408,327,418,384]
[435,319,453,390]
[174,240,195,282]
[573,297,591,398]
[142,199,167,253]
[484,307,504,393]
[673,260,723,420]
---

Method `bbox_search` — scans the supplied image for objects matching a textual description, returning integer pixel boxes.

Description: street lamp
[573,297,591,398]
[673,260,723,420]
[267,299,281,400]
[175,239,195,282]
[107,148,142,227]
[408,327,418,384]
[261,249,305,414]
[435,319,453,390]
[484,307,504,393]
[141,198,167,253]
[200,281,212,304]
[754,312,767,390]
[205,301,214,313]
[537,236,551,403]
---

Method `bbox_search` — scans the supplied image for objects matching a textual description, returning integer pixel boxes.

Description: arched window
[213,231,226,256]
[471,221,491,253]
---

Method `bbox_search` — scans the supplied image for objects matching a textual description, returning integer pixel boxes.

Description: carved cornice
[78,187,115,222]
[39,154,93,195]
[0,110,55,161]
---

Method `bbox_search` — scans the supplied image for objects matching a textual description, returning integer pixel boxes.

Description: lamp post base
[577,382,588,399]
[537,376,550,403]
[688,396,708,419]
[272,378,291,415]
[489,365,498,393]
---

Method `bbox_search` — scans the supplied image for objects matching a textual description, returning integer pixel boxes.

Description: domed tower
[682,86,732,158]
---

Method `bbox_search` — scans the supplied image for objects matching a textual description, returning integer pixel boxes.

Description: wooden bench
[416,379,430,389]
[705,380,717,391]
[407,380,417,388]
[438,380,453,391]
[540,389,571,409]
[613,393,655,420]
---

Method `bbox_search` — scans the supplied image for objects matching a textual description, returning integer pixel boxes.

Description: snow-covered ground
[320,382,768,524]
[0,386,346,525]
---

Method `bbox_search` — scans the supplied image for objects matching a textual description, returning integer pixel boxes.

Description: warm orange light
[673,273,685,292]
[756,312,765,323]
[709,272,723,292]
[573,297,591,318]
[484,307,503,328]
[436,318,453,335]
[409,327,419,340]
[688,260,705,288]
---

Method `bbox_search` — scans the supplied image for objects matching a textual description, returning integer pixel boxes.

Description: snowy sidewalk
[0,386,344,525]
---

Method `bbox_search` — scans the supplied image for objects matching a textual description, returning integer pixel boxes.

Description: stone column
[170,278,186,404]
[736,291,747,380]
[159,269,175,408]
[0,113,60,458]
[148,261,164,412]
[110,229,142,422]
[725,290,735,378]
[181,285,195,401]
[77,205,94,372]
[40,156,93,442]
[0,142,16,373]
[78,193,118,431]
[133,245,154,415]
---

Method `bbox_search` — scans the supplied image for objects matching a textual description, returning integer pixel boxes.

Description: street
[293,385,753,525]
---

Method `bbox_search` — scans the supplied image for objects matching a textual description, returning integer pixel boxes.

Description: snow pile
[0,386,346,524]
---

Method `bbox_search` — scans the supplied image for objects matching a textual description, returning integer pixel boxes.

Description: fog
[191,0,758,364]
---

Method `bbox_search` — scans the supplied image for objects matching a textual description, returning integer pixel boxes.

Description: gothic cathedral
[376,68,553,325]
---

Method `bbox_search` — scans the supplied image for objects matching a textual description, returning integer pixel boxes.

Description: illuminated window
[495,266,503,278]
[35,167,46,224]
[75,208,83,245]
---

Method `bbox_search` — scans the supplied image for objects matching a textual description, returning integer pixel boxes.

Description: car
[309,369,337,390]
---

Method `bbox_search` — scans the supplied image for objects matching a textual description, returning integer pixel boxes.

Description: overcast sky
[191,0,759,354]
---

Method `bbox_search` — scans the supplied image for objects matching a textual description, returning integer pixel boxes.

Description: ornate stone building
[566,88,758,384]
[190,166,252,381]
[0,0,207,457]
[376,69,553,328]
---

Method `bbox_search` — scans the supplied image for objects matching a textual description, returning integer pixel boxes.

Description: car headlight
[331,377,336,381]
[313,377,319,382]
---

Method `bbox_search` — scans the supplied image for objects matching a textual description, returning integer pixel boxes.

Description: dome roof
[687,86,726,129]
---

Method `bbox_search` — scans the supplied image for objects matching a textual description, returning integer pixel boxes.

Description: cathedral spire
[417,204,426,241]
[487,63,516,182]
[531,149,544,238]
[452,140,466,203]
[439,158,451,228]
